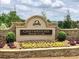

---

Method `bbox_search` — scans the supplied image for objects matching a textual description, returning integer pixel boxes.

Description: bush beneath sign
[6,32,16,48]
[6,32,16,43]
[57,31,67,41]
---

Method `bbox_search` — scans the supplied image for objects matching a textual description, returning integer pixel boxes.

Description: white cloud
[20,0,65,8]
[40,0,65,8]
[16,5,31,11]
[69,8,78,13]
[0,0,11,4]
[17,11,41,20]
[60,7,67,11]
[40,0,52,5]
[20,0,41,7]
[0,0,79,21]
[52,0,65,8]
[77,5,79,7]
[1,10,10,14]
[60,7,78,13]
[32,2,41,7]
[21,0,33,4]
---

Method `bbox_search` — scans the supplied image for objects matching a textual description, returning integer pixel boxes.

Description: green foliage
[0,23,8,30]
[58,21,64,29]
[57,31,67,41]
[63,10,72,28]
[0,11,23,27]
[58,21,77,29]
[47,19,51,23]
[6,32,15,43]
[58,10,77,29]
[63,20,72,29]
[71,21,77,28]
[8,11,22,22]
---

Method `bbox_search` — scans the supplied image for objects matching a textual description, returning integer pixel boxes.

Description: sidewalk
[0,56,79,59]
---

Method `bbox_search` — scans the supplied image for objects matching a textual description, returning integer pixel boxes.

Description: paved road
[0,56,79,59]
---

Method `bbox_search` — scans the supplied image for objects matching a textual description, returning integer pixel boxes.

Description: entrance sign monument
[16,15,56,41]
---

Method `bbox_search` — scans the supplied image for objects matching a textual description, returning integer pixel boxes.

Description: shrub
[6,32,15,43]
[57,31,67,41]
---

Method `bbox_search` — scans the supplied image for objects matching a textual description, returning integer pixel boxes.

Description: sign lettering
[20,30,52,35]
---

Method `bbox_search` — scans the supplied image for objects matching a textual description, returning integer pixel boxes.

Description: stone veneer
[0,46,79,58]
[16,15,56,41]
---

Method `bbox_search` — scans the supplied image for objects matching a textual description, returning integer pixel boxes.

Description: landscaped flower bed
[67,36,79,46]
[20,41,66,48]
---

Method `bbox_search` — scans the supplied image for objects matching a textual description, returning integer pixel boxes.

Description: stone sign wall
[16,28,55,41]
[16,15,56,41]
[25,16,47,28]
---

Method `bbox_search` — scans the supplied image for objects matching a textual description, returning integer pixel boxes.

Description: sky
[0,0,79,21]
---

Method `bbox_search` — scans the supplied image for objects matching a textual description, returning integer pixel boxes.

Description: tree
[47,19,52,23]
[0,11,23,27]
[63,10,72,29]
[8,11,22,22]
[58,10,77,29]
[58,21,64,29]
[0,13,9,26]
[7,11,22,27]
[71,21,77,28]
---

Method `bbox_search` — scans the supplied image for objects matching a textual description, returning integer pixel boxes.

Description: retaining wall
[0,46,79,58]
[59,29,79,37]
